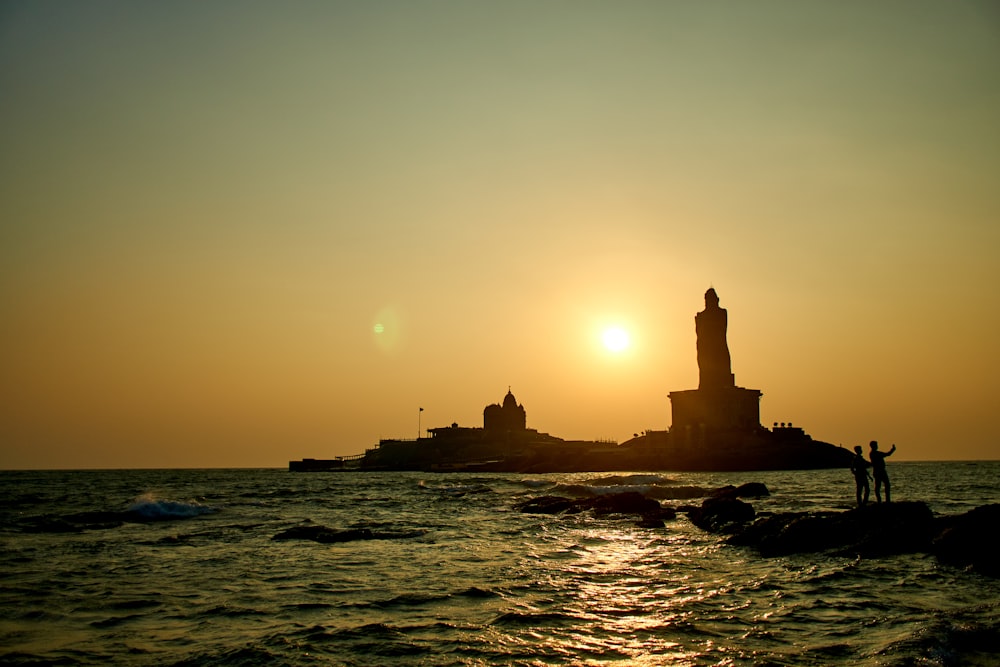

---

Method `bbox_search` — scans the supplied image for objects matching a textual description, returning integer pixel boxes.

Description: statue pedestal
[668,386,763,444]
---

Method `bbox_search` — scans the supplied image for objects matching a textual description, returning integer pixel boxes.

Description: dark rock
[711,483,770,499]
[272,525,427,543]
[689,496,756,533]
[272,526,375,543]
[590,491,662,516]
[726,501,937,557]
[456,586,500,598]
[728,511,843,555]
[23,512,127,532]
[64,510,131,524]
[515,495,576,514]
[931,503,1000,576]
[843,501,937,556]
[22,518,85,533]
[735,482,770,498]
[656,506,678,521]
[516,491,674,524]
[635,506,677,528]
[650,485,715,500]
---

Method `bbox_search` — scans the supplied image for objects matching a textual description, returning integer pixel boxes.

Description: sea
[1,462,998,666]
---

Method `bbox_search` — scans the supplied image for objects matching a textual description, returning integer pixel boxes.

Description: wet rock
[22,518,85,533]
[931,503,1000,576]
[64,510,131,524]
[688,496,756,533]
[515,496,577,514]
[23,512,126,532]
[272,526,375,543]
[734,482,770,498]
[272,525,426,543]
[726,501,937,557]
[635,514,666,529]
[590,491,662,517]
[844,501,937,556]
[727,511,843,555]
[515,491,674,523]
[649,485,715,500]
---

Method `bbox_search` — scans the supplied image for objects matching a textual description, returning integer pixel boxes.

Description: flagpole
[418,407,423,440]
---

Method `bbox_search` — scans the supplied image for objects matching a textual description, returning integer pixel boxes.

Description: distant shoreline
[3,459,998,472]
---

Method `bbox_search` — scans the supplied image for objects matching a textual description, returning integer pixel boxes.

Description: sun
[601,326,631,353]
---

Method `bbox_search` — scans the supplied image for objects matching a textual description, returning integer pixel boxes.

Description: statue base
[668,386,763,443]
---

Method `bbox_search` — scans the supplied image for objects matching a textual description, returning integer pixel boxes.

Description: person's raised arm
[888,444,896,456]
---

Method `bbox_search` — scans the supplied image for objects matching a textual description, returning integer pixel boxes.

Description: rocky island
[290,289,852,473]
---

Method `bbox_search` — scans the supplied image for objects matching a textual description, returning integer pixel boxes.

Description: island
[290,288,852,472]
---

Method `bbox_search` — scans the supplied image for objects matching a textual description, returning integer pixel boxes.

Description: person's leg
[884,477,891,503]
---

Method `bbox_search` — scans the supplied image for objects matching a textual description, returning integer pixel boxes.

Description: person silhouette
[850,445,871,507]
[869,440,896,503]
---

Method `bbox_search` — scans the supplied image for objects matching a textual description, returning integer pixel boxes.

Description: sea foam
[127,493,215,520]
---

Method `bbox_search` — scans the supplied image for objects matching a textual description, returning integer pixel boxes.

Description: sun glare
[602,327,630,353]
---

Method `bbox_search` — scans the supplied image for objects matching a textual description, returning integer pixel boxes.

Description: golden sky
[2,2,998,468]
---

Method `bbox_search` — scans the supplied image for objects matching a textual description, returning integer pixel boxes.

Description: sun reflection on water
[493,520,740,664]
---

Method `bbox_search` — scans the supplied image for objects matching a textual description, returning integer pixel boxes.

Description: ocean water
[1,462,998,666]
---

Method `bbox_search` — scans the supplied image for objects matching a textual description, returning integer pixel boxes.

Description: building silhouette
[291,288,853,472]
[483,389,527,433]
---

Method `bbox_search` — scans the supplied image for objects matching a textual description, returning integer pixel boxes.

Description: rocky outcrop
[706,500,1000,577]
[273,526,378,543]
[687,496,756,533]
[725,501,936,557]
[929,504,1000,577]
[516,495,579,515]
[714,482,771,499]
[272,525,426,543]
[515,483,771,530]
[515,491,676,528]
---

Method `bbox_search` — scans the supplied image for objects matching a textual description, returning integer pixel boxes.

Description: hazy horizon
[2,2,998,469]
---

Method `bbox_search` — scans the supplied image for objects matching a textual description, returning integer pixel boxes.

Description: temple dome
[502,389,518,408]
[484,388,527,432]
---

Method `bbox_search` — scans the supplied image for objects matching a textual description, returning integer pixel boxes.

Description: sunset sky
[2,2,998,469]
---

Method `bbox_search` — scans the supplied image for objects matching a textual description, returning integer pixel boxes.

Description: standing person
[850,445,871,507]
[869,440,897,503]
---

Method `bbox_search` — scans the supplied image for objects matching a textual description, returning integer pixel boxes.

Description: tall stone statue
[695,288,734,389]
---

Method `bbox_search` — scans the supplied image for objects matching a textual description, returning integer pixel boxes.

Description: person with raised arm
[869,440,897,503]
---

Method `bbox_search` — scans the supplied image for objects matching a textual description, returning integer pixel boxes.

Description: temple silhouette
[290,288,852,472]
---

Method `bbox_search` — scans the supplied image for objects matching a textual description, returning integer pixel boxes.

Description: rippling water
[2,462,998,666]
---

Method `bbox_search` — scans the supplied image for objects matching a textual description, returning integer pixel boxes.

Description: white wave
[583,484,655,497]
[128,493,215,520]
[585,474,675,487]
[551,483,658,497]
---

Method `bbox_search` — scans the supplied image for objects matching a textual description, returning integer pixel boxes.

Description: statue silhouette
[850,445,871,507]
[695,288,734,389]
[869,440,896,503]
